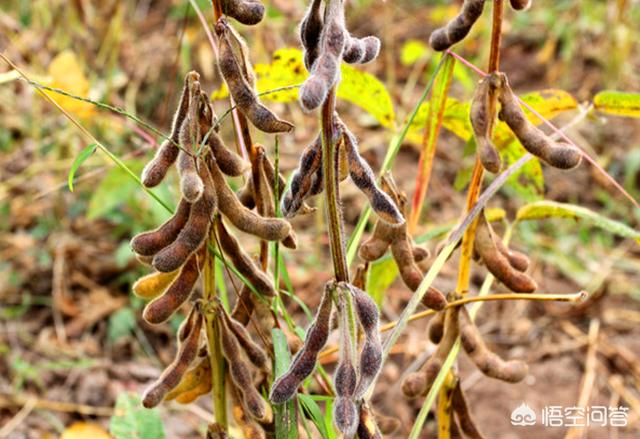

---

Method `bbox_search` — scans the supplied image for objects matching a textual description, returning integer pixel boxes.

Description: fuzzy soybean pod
[209,156,291,242]
[343,35,380,64]
[131,199,191,257]
[470,75,501,173]
[299,2,346,111]
[452,381,485,439]
[208,130,248,177]
[143,253,201,324]
[229,379,266,439]
[496,72,582,169]
[402,306,460,399]
[215,19,293,133]
[333,297,358,439]
[429,0,486,51]
[509,0,531,10]
[428,311,445,344]
[219,302,270,373]
[357,403,382,439]
[218,307,273,424]
[177,77,205,203]
[459,307,528,383]
[221,0,265,25]
[141,74,191,188]
[474,212,537,293]
[142,312,203,408]
[152,165,216,273]
[349,284,382,399]
[340,123,404,224]
[334,397,359,438]
[269,283,334,404]
[300,0,324,70]
[215,218,277,297]
[132,269,180,300]
[281,135,322,217]
[231,285,255,325]
[164,356,212,403]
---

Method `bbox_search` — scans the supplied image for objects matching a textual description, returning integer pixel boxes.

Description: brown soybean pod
[509,0,531,10]
[215,217,277,297]
[357,403,383,439]
[343,35,380,65]
[470,75,501,173]
[215,19,293,133]
[269,283,333,404]
[152,165,216,273]
[231,285,255,324]
[143,253,201,324]
[141,74,191,188]
[494,237,530,272]
[177,77,205,203]
[142,313,203,408]
[299,2,346,111]
[177,306,198,342]
[132,269,180,300]
[452,381,486,439]
[300,0,324,70]
[209,157,291,241]
[459,307,528,383]
[130,199,191,257]
[164,356,211,401]
[350,285,382,399]
[220,303,270,372]
[334,396,358,438]
[221,0,265,25]
[497,72,582,169]
[208,130,248,177]
[281,135,322,217]
[429,0,486,51]
[218,309,273,423]
[428,311,445,344]
[229,379,267,439]
[340,123,404,224]
[474,213,537,293]
[237,179,256,209]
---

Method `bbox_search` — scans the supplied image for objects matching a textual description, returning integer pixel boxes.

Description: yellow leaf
[594,91,640,118]
[212,47,395,128]
[61,422,111,439]
[400,40,429,66]
[44,50,94,118]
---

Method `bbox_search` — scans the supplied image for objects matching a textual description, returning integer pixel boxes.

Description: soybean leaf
[516,201,640,243]
[593,91,640,118]
[68,143,97,192]
[272,328,298,439]
[368,258,399,307]
[298,394,331,439]
[87,160,144,220]
[110,392,165,439]
[499,140,544,202]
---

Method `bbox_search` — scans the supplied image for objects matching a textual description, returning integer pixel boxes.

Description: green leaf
[108,308,137,343]
[110,392,165,439]
[272,328,298,438]
[500,140,544,202]
[213,48,395,128]
[516,201,640,243]
[400,39,429,66]
[87,161,144,220]
[298,394,331,439]
[594,91,640,118]
[368,258,399,306]
[68,143,97,192]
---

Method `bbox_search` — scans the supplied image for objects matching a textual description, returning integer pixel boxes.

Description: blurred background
[1,0,640,438]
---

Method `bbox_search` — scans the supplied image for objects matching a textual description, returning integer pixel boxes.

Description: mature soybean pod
[208,130,248,177]
[142,74,191,187]
[300,0,324,69]
[132,269,180,300]
[282,135,322,217]
[299,2,346,111]
[215,18,293,133]
[269,283,333,404]
[429,0,486,51]
[229,378,267,439]
[130,199,191,257]
[509,0,531,10]
[220,302,270,372]
[164,356,211,402]
[452,382,486,439]
[334,396,358,438]
[221,0,265,25]
[470,75,501,173]
[356,403,383,439]
[459,307,528,383]
[209,157,291,241]
[340,123,404,224]
[177,76,204,203]
[474,213,536,293]
[152,165,216,273]
[142,313,203,408]
[428,311,445,344]
[231,285,255,325]
[497,72,581,169]
[143,254,201,324]
[494,237,530,272]
[343,35,380,64]
[215,218,277,297]
[350,284,382,399]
